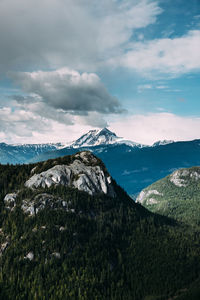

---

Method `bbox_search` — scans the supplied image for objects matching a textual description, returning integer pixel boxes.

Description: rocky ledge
[25,151,115,197]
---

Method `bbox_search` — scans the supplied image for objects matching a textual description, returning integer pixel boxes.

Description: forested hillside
[136,166,200,227]
[0,153,200,299]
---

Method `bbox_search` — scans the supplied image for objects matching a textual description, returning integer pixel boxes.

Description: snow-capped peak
[70,128,121,148]
[66,128,147,148]
[152,140,174,147]
[62,128,148,148]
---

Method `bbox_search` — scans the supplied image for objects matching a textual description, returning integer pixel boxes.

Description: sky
[0,0,200,145]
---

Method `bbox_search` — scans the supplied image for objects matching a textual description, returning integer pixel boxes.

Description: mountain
[0,142,63,164]
[136,166,200,226]
[24,151,116,197]
[2,129,200,197]
[66,127,146,148]
[69,127,120,147]
[0,152,200,299]
[29,138,200,197]
[152,139,174,147]
[0,128,145,165]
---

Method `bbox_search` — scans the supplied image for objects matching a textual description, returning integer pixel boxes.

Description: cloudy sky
[0,0,200,145]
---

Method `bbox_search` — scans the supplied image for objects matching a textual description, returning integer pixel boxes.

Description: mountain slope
[64,127,146,148]
[2,129,200,196]
[0,128,146,165]
[136,166,200,226]
[70,127,121,147]
[30,139,200,196]
[0,142,62,164]
[0,152,200,299]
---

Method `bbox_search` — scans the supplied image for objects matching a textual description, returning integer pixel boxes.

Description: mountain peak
[67,127,147,148]
[97,127,116,136]
[70,127,120,148]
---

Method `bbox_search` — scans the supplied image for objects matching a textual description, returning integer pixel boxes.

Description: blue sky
[0,0,200,144]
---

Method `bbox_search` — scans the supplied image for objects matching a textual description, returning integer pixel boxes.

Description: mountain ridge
[1,129,200,196]
[0,151,200,299]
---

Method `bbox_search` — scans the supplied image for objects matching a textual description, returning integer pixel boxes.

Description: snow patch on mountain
[69,128,121,148]
[63,128,147,148]
[152,140,174,147]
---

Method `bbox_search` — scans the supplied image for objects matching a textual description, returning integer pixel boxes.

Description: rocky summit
[25,151,115,197]
[3,151,116,216]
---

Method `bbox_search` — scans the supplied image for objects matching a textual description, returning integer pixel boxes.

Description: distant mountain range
[0,142,63,165]
[1,128,200,196]
[0,128,146,165]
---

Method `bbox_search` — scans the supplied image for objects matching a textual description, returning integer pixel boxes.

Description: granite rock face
[25,152,115,197]
[136,189,163,205]
[169,168,200,187]
[4,193,18,210]
[3,152,116,216]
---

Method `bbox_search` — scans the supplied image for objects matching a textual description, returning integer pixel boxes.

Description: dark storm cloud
[9,68,123,114]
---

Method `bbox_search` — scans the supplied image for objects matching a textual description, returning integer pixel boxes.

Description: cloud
[0,103,108,144]
[155,85,169,89]
[0,0,162,73]
[137,84,169,92]
[116,30,200,77]
[110,113,200,144]
[138,84,153,92]
[0,106,51,143]
[9,68,123,115]
[1,105,200,146]
[1,65,118,143]
[1,1,200,80]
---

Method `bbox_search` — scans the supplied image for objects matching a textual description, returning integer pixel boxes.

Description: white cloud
[0,103,109,144]
[116,30,200,77]
[1,105,200,145]
[1,64,122,144]
[0,0,161,73]
[0,106,51,143]
[110,113,200,144]
[137,84,169,92]
[155,85,169,89]
[138,84,153,92]
[9,68,122,114]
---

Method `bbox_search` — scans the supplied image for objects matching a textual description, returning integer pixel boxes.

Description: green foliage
[138,166,200,227]
[0,157,200,299]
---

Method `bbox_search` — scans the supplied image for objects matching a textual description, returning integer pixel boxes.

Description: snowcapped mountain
[0,142,63,164]
[1,130,200,197]
[152,140,174,147]
[71,128,120,147]
[67,128,146,148]
[0,128,146,165]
